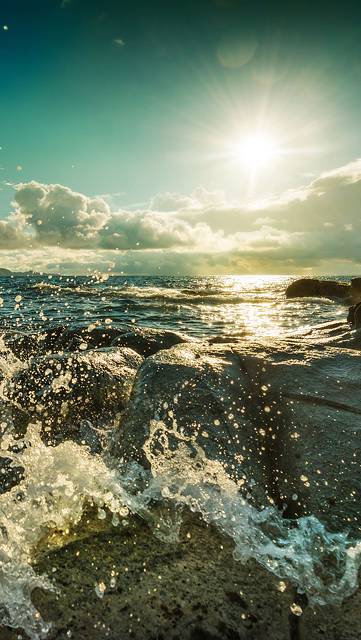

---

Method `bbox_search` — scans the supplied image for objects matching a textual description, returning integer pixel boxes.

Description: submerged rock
[285,278,350,300]
[8,347,143,449]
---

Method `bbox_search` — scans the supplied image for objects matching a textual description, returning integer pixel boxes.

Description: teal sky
[1,0,361,274]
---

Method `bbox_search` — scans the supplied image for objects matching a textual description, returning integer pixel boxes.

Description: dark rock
[232,338,361,532]
[348,302,361,329]
[2,497,361,640]
[1,512,293,640]
[285,278,350,300]
[4,325,191,361]
[111,326,193,357]
[113,336,361,533]
[7,347,143,448]
[351,277,361,303]
[0,456,24,493]
[113,342,288,510]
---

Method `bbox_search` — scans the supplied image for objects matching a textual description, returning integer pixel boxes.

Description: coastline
[0,279,360,639]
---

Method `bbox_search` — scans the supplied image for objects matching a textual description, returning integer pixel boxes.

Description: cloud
[8,181,226,252]
[97,210,219,250]
[13,182,110,249]
[1,159,361,274]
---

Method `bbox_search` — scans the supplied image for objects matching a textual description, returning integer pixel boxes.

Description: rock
[110,326,192,357]
[113,342,294,511]
[0,456,24,493]
[351,277,361,303]
[348,302,361,329]
[285,278,350,300]
[257,339,361,532]
[238,339,361,533]
[2,331,48,361]
[3,509,361,640]
[3,326,123,361]
[114,336,361,533]
[4,325,191,361]
[7,347,143,449]
[1,511,294,640]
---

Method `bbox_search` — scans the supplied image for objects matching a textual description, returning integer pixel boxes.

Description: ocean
[0,273,348,338]
[0,273,359,640]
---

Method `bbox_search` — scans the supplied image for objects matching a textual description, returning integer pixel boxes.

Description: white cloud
[1,159,361,274]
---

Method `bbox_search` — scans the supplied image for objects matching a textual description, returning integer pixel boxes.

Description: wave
[29,282,281,306]
[1,416,361,639]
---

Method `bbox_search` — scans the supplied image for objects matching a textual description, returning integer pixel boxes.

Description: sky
[1,0,361,275]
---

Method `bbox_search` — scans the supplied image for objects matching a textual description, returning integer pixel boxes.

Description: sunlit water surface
[0,274,349,338]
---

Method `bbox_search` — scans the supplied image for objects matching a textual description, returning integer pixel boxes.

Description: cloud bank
[1,159,361,274]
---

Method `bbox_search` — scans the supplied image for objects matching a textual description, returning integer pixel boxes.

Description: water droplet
[95,581,106,599]
[290,603,303,616]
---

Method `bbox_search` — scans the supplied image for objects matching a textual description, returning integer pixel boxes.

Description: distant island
[0,268,37,277]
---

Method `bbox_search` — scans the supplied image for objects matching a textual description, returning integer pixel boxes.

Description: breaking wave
[29,281,279,306]
[1,415,361,639]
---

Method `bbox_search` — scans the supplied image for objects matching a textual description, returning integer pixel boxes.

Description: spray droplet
[290,602,303,616]
[95,581,106,599]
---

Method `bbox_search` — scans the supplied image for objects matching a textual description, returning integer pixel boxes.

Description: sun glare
[232,133,279,169]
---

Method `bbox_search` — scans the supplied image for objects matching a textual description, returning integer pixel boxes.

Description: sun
[231,133,279,169]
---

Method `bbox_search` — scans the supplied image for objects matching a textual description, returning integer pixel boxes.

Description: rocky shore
[1,286,361,639]
[285,276,361,305]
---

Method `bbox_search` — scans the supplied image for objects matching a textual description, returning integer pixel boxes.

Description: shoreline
[0,286,360,640]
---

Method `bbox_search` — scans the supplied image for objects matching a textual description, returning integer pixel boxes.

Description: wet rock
[1,331,44,361]
[348,302,361,329]
[301,320,353,342]
[0,457,24,493]
[110,326,193,357]
[114,343,275,509]
[250,340,361,533]
[3,326,124,361]
[351,277,361,303]
[114,336,361,532]
[4,325,191,361]
[8,347,143,448]
[285,278,349,300]
[3,509,361,640]
[1,511,294,640]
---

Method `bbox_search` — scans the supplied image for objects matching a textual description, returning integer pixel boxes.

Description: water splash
[0,418,361,639]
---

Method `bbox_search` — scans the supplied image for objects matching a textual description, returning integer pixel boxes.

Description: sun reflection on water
[199,275,292,338]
